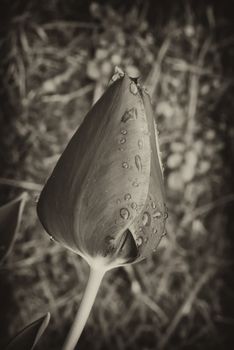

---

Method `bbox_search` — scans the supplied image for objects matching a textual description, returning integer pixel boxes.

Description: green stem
[62,267,106,350]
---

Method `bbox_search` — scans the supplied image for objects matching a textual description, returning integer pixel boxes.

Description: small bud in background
[37,68,168,350]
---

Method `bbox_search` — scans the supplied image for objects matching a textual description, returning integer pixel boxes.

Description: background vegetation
[0,1,234,349]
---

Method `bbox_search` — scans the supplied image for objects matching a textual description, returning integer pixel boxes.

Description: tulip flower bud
[37,68,168,271]
[37,68,168,350]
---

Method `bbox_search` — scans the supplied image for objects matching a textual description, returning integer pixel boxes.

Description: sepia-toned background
[0,1,234,349]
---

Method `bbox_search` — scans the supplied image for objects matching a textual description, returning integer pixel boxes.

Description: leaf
[0,192,28,262]
[4,313,50,350]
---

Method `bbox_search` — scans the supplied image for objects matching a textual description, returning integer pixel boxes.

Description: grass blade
[0,192,28,262]
[4,312,50,350]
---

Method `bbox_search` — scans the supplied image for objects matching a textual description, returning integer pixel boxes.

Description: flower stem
[62,267,106,350]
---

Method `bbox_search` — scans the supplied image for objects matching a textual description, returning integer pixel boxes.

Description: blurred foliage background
[0,0,234,349]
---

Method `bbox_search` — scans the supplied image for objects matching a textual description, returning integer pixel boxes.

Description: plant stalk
[62,266,105,350]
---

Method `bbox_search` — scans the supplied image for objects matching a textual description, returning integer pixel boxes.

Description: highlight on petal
[4,312,50,350]
[0,192,28,262]
[37,73,152,268]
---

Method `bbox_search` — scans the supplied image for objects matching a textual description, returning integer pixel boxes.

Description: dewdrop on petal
[37,68,168,350]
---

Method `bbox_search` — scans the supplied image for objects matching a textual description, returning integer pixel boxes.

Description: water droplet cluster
[132,195,168,253]
[115,79,169,255]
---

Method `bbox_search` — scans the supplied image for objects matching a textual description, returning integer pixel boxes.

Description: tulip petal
[129,89,168,261]
[37,74,151,267]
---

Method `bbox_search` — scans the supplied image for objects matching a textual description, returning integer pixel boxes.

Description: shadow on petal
[103,229,138,266]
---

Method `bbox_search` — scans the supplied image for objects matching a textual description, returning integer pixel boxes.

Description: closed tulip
[37,68,168,350]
